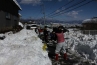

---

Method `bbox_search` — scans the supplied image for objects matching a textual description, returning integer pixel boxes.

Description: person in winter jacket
[38,27,43,35]
[55,26,69,61]
[43,26,49,43]
[50,31,57,41]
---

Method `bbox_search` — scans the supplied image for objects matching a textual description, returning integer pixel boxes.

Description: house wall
[0,0,19,16]
[0,0,19,33]
[0,10,14,32]
[82,23,97,30]
[0,11,6,27]
[0,11,6,32]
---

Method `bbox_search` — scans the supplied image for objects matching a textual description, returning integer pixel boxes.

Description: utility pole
[41,4,45,26]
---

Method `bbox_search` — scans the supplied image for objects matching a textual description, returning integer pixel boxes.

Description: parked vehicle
[26,24,38,29]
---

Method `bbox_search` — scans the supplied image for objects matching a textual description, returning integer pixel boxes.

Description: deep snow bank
[0,29,52,65]
[68,29,97,64]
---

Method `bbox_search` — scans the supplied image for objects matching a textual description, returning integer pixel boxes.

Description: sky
[17,0,97,21]
[0,23,97,65]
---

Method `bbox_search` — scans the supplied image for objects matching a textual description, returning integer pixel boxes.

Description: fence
[81,30,97,35]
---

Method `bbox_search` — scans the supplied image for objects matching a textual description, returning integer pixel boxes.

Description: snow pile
[67,29,97,64]
[0,29,52,65]
[19,22,23,27]
[0,27,97,65]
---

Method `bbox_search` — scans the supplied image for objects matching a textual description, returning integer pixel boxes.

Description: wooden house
[82,17,97,30]
[0,0,22,33]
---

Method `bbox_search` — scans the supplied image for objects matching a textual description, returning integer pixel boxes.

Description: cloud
[20,0,66,5]
[20,0,42,5]
[55,7,65,13]
[61,7,65,10]
[66,10,83,18]
[55,10,60,13]
[20,0,53,5]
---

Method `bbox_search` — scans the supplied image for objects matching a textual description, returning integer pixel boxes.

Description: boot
[64,53,67,60]
[55,54,59,61]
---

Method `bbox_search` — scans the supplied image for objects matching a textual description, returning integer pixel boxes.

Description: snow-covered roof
[82,19,91,23]
[13,0,22,10]
[82,18,97,23]
[92,17,97,21]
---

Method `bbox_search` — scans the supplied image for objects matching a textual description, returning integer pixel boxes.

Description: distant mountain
[36,19,83,24]
[63,20,83,24]
[20,18,83,25]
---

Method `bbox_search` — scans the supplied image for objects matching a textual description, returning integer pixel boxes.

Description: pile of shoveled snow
[67,29,97,64]
[0,29,52,65]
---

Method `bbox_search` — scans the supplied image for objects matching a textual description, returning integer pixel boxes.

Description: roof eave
[13,0,22,10]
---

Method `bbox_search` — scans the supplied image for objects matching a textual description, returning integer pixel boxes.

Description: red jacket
[56,32,65,43]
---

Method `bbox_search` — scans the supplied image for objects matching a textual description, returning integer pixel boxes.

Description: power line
[48,0,86,17]
[46,0,58,13]
[41,4,46,25]
[34,5,43,19]
[50,0,93,18]
[46,0,74,17]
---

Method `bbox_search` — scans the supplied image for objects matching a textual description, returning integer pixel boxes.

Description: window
[6,12,11,19]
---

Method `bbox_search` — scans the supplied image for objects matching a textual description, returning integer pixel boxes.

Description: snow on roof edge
[82,18,97,23]
[82,19,91,23]
[13,0,22,10]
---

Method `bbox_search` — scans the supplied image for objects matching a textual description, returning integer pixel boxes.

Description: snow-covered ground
[0,29,52,65]
[0,27,97,65]
[65,29,97,64]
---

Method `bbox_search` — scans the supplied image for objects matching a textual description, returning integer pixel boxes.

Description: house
[0,0,22,33]
[82,17,97,30]
[82,17,97,35]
